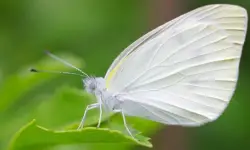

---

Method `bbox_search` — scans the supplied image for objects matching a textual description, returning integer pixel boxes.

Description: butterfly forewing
[105,4,248,126]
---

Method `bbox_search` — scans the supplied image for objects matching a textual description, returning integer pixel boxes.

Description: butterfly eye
[89,83,96,90]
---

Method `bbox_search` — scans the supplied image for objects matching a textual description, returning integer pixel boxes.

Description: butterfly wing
[105,4,248,126]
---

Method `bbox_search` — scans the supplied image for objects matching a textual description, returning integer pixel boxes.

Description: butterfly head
[83,77,106,94]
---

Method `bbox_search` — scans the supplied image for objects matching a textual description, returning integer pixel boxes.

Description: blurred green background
[0,0,249,150]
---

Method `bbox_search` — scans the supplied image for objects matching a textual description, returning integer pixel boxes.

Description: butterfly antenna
[45,50,89,77]
[30,68,85,77]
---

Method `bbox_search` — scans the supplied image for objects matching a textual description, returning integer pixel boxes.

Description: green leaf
[9,120,152,150]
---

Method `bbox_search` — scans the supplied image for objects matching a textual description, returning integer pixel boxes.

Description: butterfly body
[83,77,123,112]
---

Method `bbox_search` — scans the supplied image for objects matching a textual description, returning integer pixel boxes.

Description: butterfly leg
[121,110,135,139]
[77,103,100,130]
[113,109,135,139]
[97,103,102,128]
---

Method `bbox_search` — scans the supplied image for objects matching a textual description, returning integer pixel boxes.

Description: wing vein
[179,83,232,91]
[123,25,227,90]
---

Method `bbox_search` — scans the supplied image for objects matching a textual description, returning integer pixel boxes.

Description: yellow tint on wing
[106,57,127,88]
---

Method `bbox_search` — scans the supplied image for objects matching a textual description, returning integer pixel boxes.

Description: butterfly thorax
[83,77,121,111]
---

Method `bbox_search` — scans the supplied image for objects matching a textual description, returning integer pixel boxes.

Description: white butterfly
[34,4,248,139]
